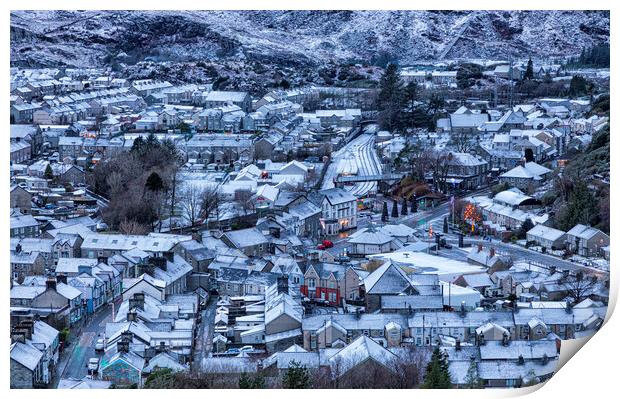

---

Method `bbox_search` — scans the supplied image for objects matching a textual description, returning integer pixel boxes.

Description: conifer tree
[282,361,311,389]
[524,57,534,80]
[401,197,408,216]
[382,201,389,222]
[391,199,399,218]
[422,347,452,389]
[410,195,418,213]
[44,164,54,180]
[377,63,404,132]
[464,358,483,389]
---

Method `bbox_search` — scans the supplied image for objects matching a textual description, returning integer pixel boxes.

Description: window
[307,278,316,289]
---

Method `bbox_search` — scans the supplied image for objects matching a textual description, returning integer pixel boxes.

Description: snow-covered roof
[500,165,541,180]
[327,336,398,377]
[493,190,534,207]
[378,223,416,238]
[320,188,357,206]
[348,230,393,245]
[204,91,248,103]
[524,162,552,176]
[566,224,608,240]
[55,258,99,274]
[526,224,566,241]
[223,228,268,248]
[254,184,279,202]
[362,262,413,295]
[10,342,43,371]
[450,112,489,128]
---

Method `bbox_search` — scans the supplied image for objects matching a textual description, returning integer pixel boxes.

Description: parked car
[87,358,100,374]
[95,338,105,352]
[224,348,240,355]
[239,345,254,353]
[313,298,331,307]
[322,240,334,249]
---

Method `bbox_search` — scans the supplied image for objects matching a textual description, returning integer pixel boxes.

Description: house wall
[10,359,35,389]
[122,281,164,301]
[102,360,141,387]
[10,188,32,213]
[316,325,347,348]
[265,313,301,336]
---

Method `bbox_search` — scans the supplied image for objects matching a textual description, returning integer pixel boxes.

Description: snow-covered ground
[321,125,383,197]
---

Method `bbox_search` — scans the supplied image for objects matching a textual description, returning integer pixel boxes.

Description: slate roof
[327,336,398,377]
[380,295,444,311]
[363,262,414,295]
[10,341,43,371]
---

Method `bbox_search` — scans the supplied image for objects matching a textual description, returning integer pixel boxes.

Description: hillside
[11,10,610,68]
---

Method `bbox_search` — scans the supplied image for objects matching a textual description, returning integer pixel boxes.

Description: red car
[322,240,334,248]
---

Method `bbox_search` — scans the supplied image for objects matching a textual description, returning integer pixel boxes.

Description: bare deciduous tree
[234,189,255,216]
[179,184,208,227]
[119,219,149,235]
[202,186,223,227]
[449,131,477,153]
[565,271,598,303]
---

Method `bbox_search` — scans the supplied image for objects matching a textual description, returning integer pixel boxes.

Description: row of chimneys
[45,274,68,291]
[11,319,35,344]
[128,292,145,312]
[117,332,167,356]
[138,252,175,275]
[455,330,510,351]
[548,266,571,278]
[477,244,495,258]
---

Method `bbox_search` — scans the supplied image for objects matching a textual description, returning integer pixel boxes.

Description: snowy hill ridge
[10,10,610,68]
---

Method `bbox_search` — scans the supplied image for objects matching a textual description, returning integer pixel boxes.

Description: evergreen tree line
[376,64,445,133]
[565,43,610,68]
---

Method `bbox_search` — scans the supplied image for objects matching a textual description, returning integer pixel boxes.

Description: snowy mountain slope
[10,10,609,68]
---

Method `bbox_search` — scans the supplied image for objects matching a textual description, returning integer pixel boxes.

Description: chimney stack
[11,330,26,344]
[455,338,461,351]
[277,275,289,294]
[133,293,145,310]
[45,277,57,291]
[151,256,167,271]
[477,244,483,253]
[121,331,133,343]
[56,273,67,285]
[549,266,556,275]
[489,248,495,258]
[163,251,174,263]
[565,299,573,314]
[118,339,130,353]
[477,332,485,346]
[127,310,137,322]
[502,331,510,346]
